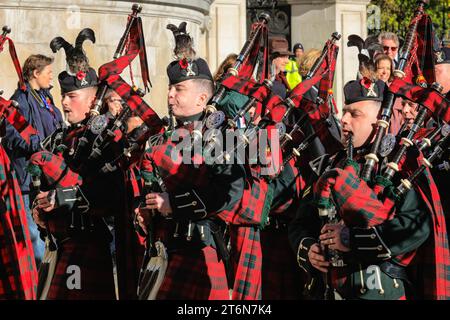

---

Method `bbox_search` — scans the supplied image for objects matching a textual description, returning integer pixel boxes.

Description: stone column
[0,0,213,115]
[287,0,370,112]
[207,0,247,74]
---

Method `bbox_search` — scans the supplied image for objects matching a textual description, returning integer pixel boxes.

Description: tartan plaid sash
[402,14,435,85]
[316,153,450,299]
[266,41,339,122]
[399,152,450,299]
[0,96,38,144]
[0,147,38,299]
[28,151,83,189]
[221,76,272,103]
[215,19,270,120]
[98,17,162,133]
[389,78,450,123]
[217,168,272,300]
[235,21,269,81]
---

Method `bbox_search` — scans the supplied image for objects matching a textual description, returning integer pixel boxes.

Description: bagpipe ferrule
[421,137,432,149]
[90,108,100,117]
[365,153,379,164]
[204,104,217,115]
[400,137,413,147]
[431,82,443,93]
[284,133,293,141]
[400,178,412,191]
[376,119,390,129]
[393,69,406,78]
[386,162,399,173]
[227,67,238,77]
[284,97,296,110]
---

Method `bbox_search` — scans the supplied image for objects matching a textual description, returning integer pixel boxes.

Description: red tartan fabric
[29,151,82,188]
[229,226,262,300]
[98,18,162,133]
[140,126,233,300]
[315,164,396,227]
[218,170,269,300]
[141,143,209,193]
[266,72,325,123]
[389,78,450,123]
[402,14,435,85]
[266,41,338,123]
[0,97,38,144]
[401,154,450,300]
[221,76,272,103]
[316,153,450,299]
[0,146,38,300]
[236,22,269,82]
[45,237,116,300]
[156,246,229,300]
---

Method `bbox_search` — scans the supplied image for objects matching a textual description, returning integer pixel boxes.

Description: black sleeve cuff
[169,189,208,222]
[297,237,318,274]
[55,186,90,213]
[350,226,392,262]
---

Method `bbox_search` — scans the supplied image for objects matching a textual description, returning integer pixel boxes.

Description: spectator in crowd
[378,31,400,67]
[2,54,64,267]
[269,37,292,99]
[375,53,394,84]
[298,48,321,78]
[104,89,124,118]
[293,42,304,60]
[285,43,304,90]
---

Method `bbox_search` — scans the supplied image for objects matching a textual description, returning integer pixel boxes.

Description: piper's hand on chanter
[144,192,173,217]
[308,243,330,273]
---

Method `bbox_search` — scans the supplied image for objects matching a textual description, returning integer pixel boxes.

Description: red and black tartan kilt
[156,246,229,300]
[0,147,38,300]
[45,236,116,300]
[260,228,305,300]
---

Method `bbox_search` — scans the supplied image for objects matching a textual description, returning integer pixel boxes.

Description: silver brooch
[90,115,108,135]
[379,133,396,157]
[206,111,225,129]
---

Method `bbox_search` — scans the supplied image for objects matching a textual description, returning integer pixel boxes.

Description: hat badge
[186,62,196,77]
[361,77,377,97]
[76,70,88,86]
[436,51,444,63]
[366,84,377,97]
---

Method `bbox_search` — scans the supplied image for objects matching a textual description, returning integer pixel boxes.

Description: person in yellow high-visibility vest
[285,43,304,90]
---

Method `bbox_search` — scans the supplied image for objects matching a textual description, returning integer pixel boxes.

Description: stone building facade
[0,0,246,115]
[0,0,369,115]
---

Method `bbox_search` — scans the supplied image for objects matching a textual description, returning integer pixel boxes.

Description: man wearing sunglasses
[379,32,399,68]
